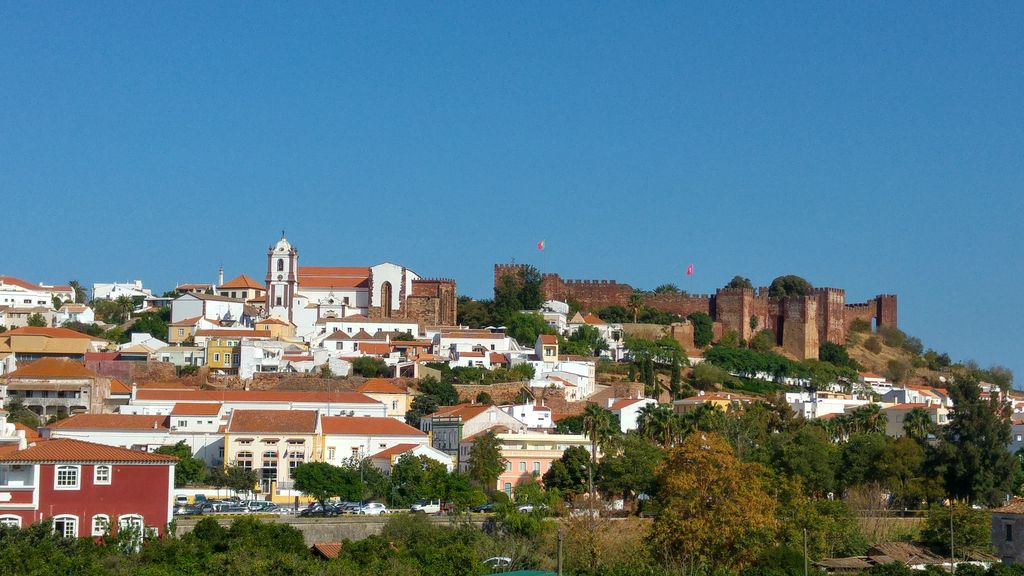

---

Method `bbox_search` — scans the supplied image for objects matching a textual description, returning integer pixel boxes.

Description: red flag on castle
[686,264,694,277]
[537,240,545,250]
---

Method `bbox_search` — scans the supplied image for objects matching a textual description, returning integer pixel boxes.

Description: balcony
[0,465,36,490]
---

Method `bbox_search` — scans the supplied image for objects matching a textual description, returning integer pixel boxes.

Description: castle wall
[782,296,819,361]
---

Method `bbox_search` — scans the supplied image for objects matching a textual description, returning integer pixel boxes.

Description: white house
[92,281,152,301]
[498,403,554,431]
[608,397,658,432]
[320,416,429,465]
[369,443,454,473]
[437,330,516,358]
[786,390,872,420]
[170,293,245,325]
[121,388,388,418]
[54,303,96,325]
[0,276,74,309]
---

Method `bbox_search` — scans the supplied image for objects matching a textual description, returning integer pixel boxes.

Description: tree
[687,312,713,348]
[768,275,813,298]
[475,391,492,404]
[653,283,681,294]
[819,342,858,370]
[468,430,506,491]
[628,292,643,323]
[938,376,1017,506]
[562,324,608,357]
[582,404,616,505]
[727,276,754,290]
[750,329,776,352]
[542,446,591,498]
[68,280,86,303]
[3,397,41,427]
[128,312,167,341]
[153,441,206,486]
[209,465,258,497]
[768,426,837,495]
[351,356,387,377]
[114,295,136,322]
[505,312,554,346]
[652,433,776,570]
[920,504,991,557]
[26,313,47,327]
[596,432,663,509]
[292,461,362,504]
[670,356,682,398]
[886,358,913,384]
[864,336,883,353]
[638,403,678,447]
[902,408,936,442]
[494,264,543,315]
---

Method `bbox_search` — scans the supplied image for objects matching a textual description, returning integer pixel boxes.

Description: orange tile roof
[489,352,508,364]
[47,414,169,431]
[136,381,199,390]
[358,343,392,355]
[196,329,272,338]
[3,326,97,340]
[460,351,485,358]
[312,543,342,559]
[0,276,51,291]
[884,403,941,411]
[169,316,204,326]
[609,398,649,410]
[297,266,371,289]
[110,379,131,394]
[13,422,39,439]
[6,358,101,379]
[0,438,178,463]
[227,410,318,434]
[461,425,509,442]
[539,335,558,344]
[256,318,291,326]
[219,274,264,290]
[135,389,381,404]
[170,403,222,416]
[582,313,605,325]
[321,416,425,436]
[355,379,406,394]
[368,443,420,460]
[431,404,491,421]
[440,331,505,339]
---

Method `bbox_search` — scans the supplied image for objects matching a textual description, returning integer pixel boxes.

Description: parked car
[517,503,549,513]
[358,503,388,515]
[340,502,363,515]
[470,502,494,513]
[174,495,189,507]
[410,499,442,514]
[299,502,340,517]
[246,500,281,513]
[484,557,513,569]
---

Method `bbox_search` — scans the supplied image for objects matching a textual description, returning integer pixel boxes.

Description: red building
[0,432,177,538]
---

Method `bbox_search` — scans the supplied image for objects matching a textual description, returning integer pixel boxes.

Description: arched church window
[277,259,284,272]
[381,282,393,318]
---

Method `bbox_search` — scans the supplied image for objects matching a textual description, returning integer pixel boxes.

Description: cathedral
[264,235,456,333]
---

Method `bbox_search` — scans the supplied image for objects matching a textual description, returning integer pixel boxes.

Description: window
[392,401,398,410]
[504,483,512,495]
[533,462,541,473]
[1007,524,1014,542]
[275,296,282,306]
[177,420,187,428]
[277,259,284,272]
[53,515,78,538]
[91,514,109,536]
[232,354,240,364]
[94,465,111,485]
[177,328,184,337]
[0,515,21,528]
[213,353,220,362]
[327,447,336,460]
[55,465,80,490]
[118,515,144,541]
[288,451,304,470]
[236,451,253,469]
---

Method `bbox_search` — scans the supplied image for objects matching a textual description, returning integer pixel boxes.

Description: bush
[864,337,882,354]
[352,357,387,377]
[691,362,731,390]
[750,329,776,352]
[879,326,906,349]
[687,312,713,348]
[850,318,872,333]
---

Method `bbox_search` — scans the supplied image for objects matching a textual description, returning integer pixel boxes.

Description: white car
[484,557,512,569]
[410,499,441,514]
[359,502,388,515]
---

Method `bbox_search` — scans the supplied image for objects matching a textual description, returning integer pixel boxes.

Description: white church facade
[263,235,456,339]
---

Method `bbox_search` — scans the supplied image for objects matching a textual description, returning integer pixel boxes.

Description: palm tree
[637,403,660,440]
[582,404,616,499]
[902,407,935,442]
[850,404,884,435]
[114,295,135,323]
[639,403,677,448]
[628,292,643,324]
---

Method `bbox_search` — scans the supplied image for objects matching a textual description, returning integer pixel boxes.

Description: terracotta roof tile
[196,329,272,338]
[110,379,131,394]
[6,358,101,379]
[227,410,318,434]
[219,274,264,290]
[355,379,406,394]
[368,443,420,460]
[312,543,342,559]
[884,403,941,411]
[0,438,178,463]
[170,403,222,416]
[609,398,648,410]
[321,416,424,436]
[169,316,204,326]
[538,335,558,345]
[358,343,392,355]
[13,422,39,439]
[135,389,381,404]
[430,404,491,421]
[47,414,169,431]
[3,326,97,339]
[489,352,508,364]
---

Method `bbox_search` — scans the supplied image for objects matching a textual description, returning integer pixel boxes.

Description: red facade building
[0,434,176,538]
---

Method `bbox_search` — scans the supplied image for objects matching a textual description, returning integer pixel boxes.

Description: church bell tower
[266,232,299,322]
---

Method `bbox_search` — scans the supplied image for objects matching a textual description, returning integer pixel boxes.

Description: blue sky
[1,3,1021,380]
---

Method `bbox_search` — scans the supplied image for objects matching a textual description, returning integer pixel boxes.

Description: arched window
[277,259,284,272]
[54,465,80,490]
[0,515,21,528]
[53,515,78,538]
[91,514,109,537]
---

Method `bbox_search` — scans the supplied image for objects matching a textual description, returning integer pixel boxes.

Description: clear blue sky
[2,3,1021,381]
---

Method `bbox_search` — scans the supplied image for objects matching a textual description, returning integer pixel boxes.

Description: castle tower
[266,233,299,322]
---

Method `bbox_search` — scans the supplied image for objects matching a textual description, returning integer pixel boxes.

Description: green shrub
[864,337,882,354]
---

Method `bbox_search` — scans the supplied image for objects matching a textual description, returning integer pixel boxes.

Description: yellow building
[207,337,242,373]
[354,378,413,418]
[254,317,295,340]
[672,391,756,415]
[0,326,106,363]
